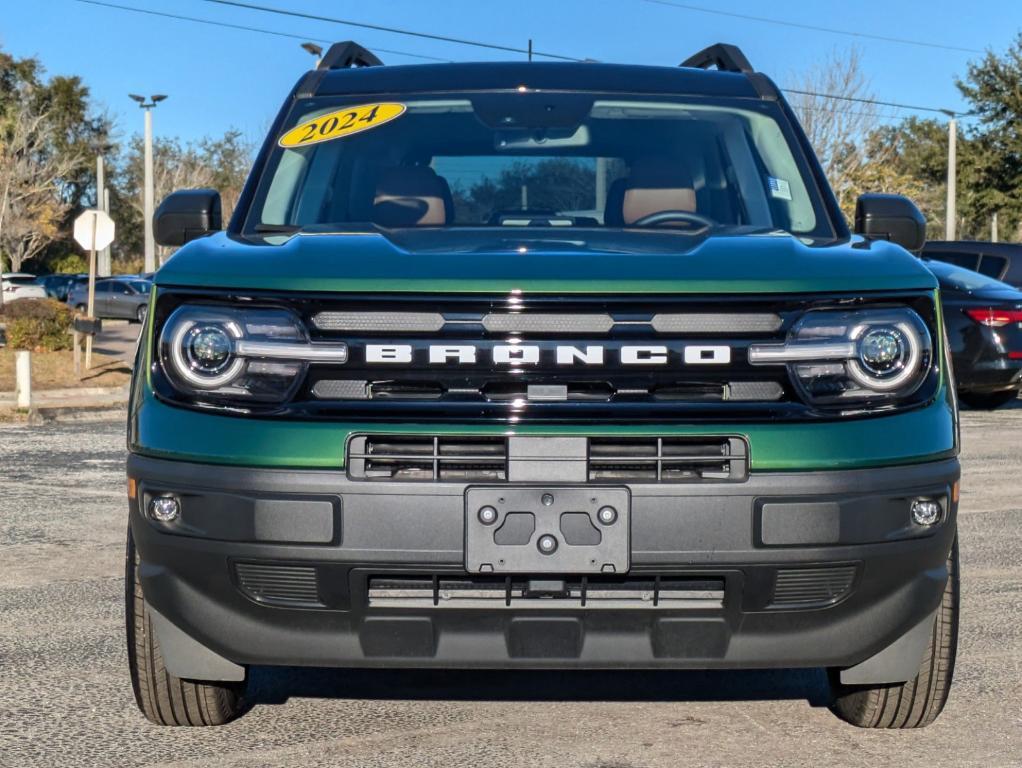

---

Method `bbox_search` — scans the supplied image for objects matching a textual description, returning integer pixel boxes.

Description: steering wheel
[630,210,715,229]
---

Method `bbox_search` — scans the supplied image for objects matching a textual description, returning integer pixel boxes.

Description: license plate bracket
[465,486,630,574]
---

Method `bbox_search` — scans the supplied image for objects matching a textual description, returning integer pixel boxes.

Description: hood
[155,230,938,295]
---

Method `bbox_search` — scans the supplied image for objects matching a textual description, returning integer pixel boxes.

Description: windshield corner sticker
[767,176,792,201]
[278,103,406,148]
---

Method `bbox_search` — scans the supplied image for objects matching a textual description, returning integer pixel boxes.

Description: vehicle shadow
[245,666,833,708]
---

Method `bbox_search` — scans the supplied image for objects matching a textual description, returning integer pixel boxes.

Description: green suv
[126,42,960,728]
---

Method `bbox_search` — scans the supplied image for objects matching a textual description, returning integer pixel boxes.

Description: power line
[196,0,585,61]
[642,0,983,55]
[783,88,963,116]
[74,0,963,119]
[71,0,451,62]
[795,103,908,122]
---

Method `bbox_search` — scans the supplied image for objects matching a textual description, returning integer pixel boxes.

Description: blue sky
[4,0,1018,147]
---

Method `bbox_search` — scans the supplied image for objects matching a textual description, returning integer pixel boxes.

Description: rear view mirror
[854,193,926,254]
[154,189,222,246]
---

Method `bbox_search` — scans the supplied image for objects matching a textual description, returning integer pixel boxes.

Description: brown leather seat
[608,157,697,226]
[372,166,453,227]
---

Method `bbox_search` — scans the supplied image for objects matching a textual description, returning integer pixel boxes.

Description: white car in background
[2,273,47,301]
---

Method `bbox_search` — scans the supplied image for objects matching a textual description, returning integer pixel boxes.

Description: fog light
[911,499,941,526]
[149,496,180,523]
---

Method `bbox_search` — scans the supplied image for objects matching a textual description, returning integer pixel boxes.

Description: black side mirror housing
[853,193,926,254]
[153,189,222,246]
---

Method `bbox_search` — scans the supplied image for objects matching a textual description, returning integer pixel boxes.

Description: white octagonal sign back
[73,209,116,251]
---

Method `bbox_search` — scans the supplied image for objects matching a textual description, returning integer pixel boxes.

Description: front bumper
[128,454,958,673]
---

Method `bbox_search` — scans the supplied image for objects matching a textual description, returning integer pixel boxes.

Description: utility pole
[992,212,999,242]
[944,115,957,241]
[129,93,167,273]
[96,155,112,277]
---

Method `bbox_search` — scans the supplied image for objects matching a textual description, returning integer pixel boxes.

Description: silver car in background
[2,272,47,302]
[68,277,152,323]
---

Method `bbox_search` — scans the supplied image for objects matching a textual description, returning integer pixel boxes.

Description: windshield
[926,259,1016,292]
[244,91,832,240]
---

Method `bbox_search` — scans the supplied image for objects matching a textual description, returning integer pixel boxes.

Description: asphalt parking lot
[1,408,1020,768]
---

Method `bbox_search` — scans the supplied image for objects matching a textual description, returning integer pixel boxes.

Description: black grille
[771,565,857,608]
[294,293,804,423]
[234,562,322,607]
[347,435,508,481]
[347,434,747,483]
[367,574,725,609]
[588,437,747,482]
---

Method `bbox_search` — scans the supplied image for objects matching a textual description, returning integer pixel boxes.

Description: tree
[0,50,108,280]
[956,33,1022,239]
[114,130,253,263]
[788,47,902,222]
[863,117,961,238]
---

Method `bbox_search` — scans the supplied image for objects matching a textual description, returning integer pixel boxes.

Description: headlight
[159,304,347,403]
[749,307,933,405]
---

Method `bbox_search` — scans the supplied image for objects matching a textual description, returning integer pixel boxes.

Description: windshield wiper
[254,223,302,234]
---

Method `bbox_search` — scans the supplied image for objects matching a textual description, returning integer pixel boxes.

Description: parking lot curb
[28,404,127,425]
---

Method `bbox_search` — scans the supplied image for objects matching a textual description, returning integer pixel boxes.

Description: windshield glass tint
[248,93,828,237]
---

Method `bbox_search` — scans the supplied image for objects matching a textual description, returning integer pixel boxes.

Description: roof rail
[679,43,753,74]
[318,41,384,70]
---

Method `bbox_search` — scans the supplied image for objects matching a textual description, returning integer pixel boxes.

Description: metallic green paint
[130,386,956,471]
[135,231,956,472]
[154,231,938,295]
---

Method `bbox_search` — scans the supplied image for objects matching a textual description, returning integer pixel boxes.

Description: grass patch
[0,348,131,391]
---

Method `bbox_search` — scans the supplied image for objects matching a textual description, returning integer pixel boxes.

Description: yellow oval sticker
[278,102,406,148]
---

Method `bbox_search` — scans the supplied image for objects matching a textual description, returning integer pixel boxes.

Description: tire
[136,304,148,324]
[958,390,1018,409]
[829,535,959,729]
[125,528,245,726]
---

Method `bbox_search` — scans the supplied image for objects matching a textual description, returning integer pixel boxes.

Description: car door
[107,281,134,318]
[93,281,115,316]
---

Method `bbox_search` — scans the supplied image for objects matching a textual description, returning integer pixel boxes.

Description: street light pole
[945,116,957,241]
[129,93,167,273]
[301,42,323,68]
[143,106,154,270]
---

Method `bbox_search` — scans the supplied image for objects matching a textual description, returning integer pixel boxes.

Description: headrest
[372,166,452,227]
[619,157,696,225]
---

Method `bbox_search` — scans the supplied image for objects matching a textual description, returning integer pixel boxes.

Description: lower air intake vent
[587,437,747,482]
[367,575,725,609]
[348,435,508,481]
[771,565,857,608]
[234,562,322,607]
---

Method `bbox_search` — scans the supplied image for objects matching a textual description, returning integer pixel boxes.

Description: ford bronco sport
[126,42,960,728]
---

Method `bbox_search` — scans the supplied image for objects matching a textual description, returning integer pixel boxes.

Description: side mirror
[153,189,222,246]
[853,193,926,254]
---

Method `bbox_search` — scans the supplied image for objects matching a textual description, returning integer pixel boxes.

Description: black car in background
[926,258,1022,408]
[923,241,1022,287]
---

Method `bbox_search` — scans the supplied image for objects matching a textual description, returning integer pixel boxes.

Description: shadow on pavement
[246,666,832,708]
